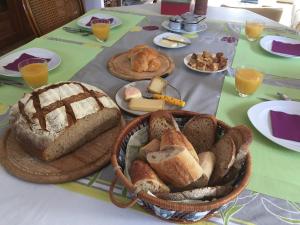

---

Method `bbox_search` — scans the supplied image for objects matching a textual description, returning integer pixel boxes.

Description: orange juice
[245,21,264,41]
[91,22,110,41]
[235,68,263,97]
[20,63,48,88]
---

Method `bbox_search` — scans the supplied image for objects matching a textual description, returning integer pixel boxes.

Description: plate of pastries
[107,44,175,81]
[184,51,228,73]
[115,76,184,115]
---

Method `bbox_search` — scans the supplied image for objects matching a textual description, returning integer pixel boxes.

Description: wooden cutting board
[0,120,124,184]
[107,51,175,81]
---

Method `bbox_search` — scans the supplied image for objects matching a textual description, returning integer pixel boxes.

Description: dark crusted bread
[149,110,179,140]
[209,135,236,185]
[182,115,218,153]
[156,185,233,201]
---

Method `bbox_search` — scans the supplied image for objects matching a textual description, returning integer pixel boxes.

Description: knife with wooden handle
[143,93,185,107]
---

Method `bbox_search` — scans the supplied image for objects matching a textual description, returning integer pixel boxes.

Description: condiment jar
[168,16,183,30]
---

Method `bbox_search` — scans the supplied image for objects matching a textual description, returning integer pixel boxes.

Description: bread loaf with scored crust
[10,81,120,161]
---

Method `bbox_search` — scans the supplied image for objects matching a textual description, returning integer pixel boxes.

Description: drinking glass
[18,58,48,89]
[91,19,110,42]
[235,67,263,97]
[245,21,264,41]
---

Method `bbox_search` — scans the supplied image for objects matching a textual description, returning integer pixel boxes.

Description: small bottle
[194,0,208,15]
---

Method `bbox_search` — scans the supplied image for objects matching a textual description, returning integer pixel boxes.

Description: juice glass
[91,19,110,42]
[235,67,263,97]
[18,58,48,89]
[245,21,264,41]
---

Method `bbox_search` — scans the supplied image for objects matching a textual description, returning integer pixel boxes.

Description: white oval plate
[161,20,207,34]
[115,80,181,116]
[260,35,300,58]
[247,100,300,152]
[153,32,191,49]
[0,48,61,77]
[77,13,122,29]
[183,53,228,74]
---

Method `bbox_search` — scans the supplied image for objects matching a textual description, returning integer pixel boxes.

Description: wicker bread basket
[110,110,252,223]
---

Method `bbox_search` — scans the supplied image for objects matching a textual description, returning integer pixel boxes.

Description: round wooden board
[107,51,175,81]
[0,120,125,184]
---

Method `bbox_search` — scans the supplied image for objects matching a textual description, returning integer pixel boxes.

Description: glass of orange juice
[245,21,264,41]
[18,58,48,89]
[235,67,263,97]
[91,19,110,42]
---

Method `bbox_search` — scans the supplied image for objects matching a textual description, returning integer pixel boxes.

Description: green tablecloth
[47,9,145,47]
[232,31,300,79]
[217,76,300,203]
[0,37,102,105]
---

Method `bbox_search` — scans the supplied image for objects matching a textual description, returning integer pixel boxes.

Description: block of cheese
[148,76,167,94]
[128,98,164,112]
[10,81,120,161]
[124,86,142,101]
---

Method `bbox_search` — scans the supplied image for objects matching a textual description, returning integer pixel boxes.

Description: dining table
[0,3,300,225]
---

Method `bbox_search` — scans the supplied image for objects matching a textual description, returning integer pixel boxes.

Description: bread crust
[147,147,203,188]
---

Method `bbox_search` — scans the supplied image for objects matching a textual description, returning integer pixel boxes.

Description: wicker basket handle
[109,176,138,208]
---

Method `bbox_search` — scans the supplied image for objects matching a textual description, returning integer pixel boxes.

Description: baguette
[138,138,160,160]
[160,129,199,162]
[182,115,218,153]
[147,146,203,188]
[130,159,170,193]
[149,110,179,140]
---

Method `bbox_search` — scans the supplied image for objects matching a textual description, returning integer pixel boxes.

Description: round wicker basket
[110,110,252,223]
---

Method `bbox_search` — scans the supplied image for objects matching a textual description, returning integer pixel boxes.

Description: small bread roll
[160,129,199,162]
[147,147,203,188]
[130,160,170,193]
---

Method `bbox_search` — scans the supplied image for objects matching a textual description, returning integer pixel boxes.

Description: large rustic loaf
[130,159,170,193]
[10,81,120,161]
[182,115,217,153]
[147,146,203,188]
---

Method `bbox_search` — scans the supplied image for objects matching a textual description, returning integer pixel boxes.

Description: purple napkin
[271,40,300,56]
[3,53,51,72]
[142,25,159,31]
[85,17,113,26]
[270,110,300,142]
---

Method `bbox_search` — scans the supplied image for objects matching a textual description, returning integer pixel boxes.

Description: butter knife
[162,37,191,45]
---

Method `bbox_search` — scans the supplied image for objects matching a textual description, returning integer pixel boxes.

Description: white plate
[161,20,207,34]
[260,35,300,58]
[248,100,300,152]
[0,48,61,77]
[77,13,122,29]
[115,80,181,116]
[183,53,228,74]
[153,32,191,49]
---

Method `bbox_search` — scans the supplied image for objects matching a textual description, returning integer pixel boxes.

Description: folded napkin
[271,40,300,56]
[85,17,114,26]
[270,110,300,142]
[3,53,50,72]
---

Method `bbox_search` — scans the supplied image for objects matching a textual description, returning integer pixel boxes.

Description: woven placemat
[0,119,125,184]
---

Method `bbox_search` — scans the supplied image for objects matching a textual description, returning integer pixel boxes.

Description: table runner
[0,38,102,105]
[47,9,145,47]
[217,76,300,203]
[232,31,300,79]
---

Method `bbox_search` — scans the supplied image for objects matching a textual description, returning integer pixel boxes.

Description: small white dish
[0,48,61,77]
[259,35,300,58]
[161,20,207,34]
[153,32,191,49]
[248,100,300,152]
[183,53,228,74]
[115,80,181,116]
[77,13,122,29]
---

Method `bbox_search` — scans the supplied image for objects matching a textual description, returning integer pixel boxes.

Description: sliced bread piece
[147,146,203,188]
[149,110,179,140]
[156,185,233,201]
[209,135,236,185]
[182,115,218,153]
[138,138,160,160]
[130,159,170,193]
[160,129,199,162]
